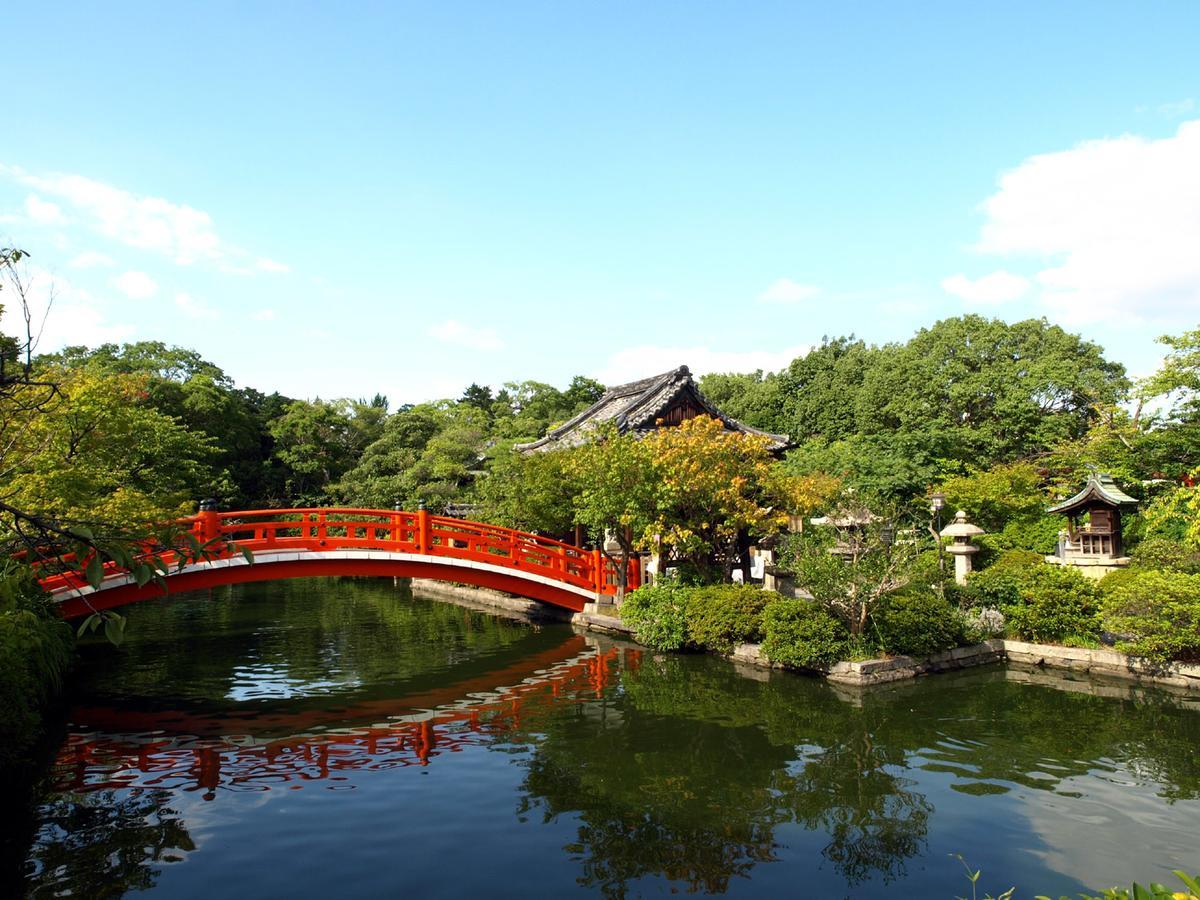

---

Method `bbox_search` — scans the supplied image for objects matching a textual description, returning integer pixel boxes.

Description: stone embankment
[410,580,1200,693]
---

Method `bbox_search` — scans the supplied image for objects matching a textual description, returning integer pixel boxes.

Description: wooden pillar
[416,502,430,554]
[196,498,219,545]
[592,548,604,594]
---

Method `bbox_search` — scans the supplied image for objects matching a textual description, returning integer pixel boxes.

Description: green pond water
[19,578,1200,898]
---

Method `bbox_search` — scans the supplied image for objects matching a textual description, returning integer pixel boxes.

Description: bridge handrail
[38,506,640,599]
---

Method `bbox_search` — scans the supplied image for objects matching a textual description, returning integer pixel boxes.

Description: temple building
[1046,472,1138,578]
[516,365,790,583]
[515,365,790,454]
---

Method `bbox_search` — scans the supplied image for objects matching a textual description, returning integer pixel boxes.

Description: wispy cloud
[175,292,219,320]
[0,264,135,350]
[941,270,1030,306]
[69,250,115,268]
[24,194,66,225]
[428,319,502,351]
[1137,98,1195,117]
[0,163,290,275]
[253,308,277,321]
[113,270,158,300]
[758,278,821,305]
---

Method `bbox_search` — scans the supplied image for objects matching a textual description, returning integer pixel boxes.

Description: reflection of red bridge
[41,507,642,618]
[53,640,638,800]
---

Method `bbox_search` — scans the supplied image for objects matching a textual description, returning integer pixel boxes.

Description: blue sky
[2,2,1198,404]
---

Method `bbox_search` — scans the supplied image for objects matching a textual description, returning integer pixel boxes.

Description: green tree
[565,425,657,599]
[857,316,1127,466]
[697,369,785,431]
[780,503,919,636]
[269,398,382,504]
[1,367,217,523]
[42,342,290,505]
[336,402,488,509]
[643,415,810,580]
[476,446,580,535]
[778,336,879,441]
[459,382,495,415]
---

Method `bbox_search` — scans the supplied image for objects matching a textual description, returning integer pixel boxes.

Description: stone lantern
[940,510,984,585]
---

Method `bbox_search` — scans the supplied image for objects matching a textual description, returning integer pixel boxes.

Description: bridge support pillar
[195,498,220,545]
[416,506,430,554]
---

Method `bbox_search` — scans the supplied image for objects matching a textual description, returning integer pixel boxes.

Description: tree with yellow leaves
[642,415,838,581]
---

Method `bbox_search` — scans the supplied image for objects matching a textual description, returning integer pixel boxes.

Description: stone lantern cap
[940,510,985,539]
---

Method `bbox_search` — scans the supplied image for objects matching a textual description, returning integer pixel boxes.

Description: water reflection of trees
[509,655,932,896]
[73,579,549,714]
[509,654,1200,897]
[25,789,194,898]
[31,582,1200,899]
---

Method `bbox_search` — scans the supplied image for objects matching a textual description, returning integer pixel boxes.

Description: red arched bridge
[39,507,641,618]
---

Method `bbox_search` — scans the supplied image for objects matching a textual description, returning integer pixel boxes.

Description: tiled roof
[1047,472,1139,514]
[515,365,790,453]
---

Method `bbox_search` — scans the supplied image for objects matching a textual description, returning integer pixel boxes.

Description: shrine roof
[515,365,790,453]
[1047,472,1139,515]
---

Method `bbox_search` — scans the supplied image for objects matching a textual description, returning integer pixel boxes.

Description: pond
[21,578,1200,898]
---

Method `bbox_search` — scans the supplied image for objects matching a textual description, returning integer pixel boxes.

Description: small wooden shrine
[1046,472,1138,576]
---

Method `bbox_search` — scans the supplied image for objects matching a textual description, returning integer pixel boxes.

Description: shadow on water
[19,577,1200,898]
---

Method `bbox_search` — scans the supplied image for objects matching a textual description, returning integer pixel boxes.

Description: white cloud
[971,119,1200,326]
[1158,98,1194,117]
[113,270,158,300]
[174,292,219,320]
[941,270,1030,305]
[253,308,277,321]
[758,278,821,305]
[594,344,809,386]
[24,193,66,225]
[69,250,115,268]
[428,319,502,351]
[0,264,134,350]
[0,163,289,274]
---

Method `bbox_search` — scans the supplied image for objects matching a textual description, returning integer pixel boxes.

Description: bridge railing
[35,507,640,599]
[197,507,638,596]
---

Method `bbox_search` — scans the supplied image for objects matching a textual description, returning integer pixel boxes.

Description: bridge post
[196,498,219,545]
[592,548,603,594]
[416,500,430,554]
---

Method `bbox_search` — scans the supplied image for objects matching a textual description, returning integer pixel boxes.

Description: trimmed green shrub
[1003,565,1100,644]
[1102,570,1200,663]
[873,591,967,657]
[620,579,691,651]
[983,515,1062,555]
[684,584,772,654]
[761,599,850,670]
[1129,536,1200,574]
[1097,566,1140,597]
[964,549,1045,609]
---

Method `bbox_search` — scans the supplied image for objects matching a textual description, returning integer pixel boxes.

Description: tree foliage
[1,367,217,523]
[642,416,793,575]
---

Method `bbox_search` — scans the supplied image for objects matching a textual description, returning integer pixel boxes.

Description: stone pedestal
[946,543,979,585]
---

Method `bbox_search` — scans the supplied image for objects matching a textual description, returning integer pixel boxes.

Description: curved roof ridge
[1047,472,1138,514]
[515,364,790,453]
